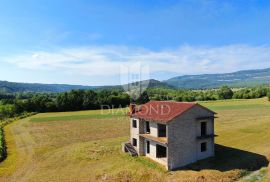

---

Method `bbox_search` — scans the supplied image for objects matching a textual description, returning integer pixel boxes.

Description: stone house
[123,101,216,170]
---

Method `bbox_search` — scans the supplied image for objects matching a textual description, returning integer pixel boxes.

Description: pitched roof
[131,101,212,123]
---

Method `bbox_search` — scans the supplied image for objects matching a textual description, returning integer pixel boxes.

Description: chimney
[129,103,136,115]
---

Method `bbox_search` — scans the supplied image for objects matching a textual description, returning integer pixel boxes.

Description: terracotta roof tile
[131,101,197,123]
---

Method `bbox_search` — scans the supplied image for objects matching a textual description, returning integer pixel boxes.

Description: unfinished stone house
[123,101,216,170]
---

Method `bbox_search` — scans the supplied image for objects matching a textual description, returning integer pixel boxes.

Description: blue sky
[1,0,270,85]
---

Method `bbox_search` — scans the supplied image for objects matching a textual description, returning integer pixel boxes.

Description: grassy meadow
[0,98,269,181]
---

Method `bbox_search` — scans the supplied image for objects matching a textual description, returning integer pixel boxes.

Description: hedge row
[0,128,7,162]
[0,112,36,163]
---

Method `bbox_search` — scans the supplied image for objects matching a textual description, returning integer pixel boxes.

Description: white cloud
[4,44,270,79]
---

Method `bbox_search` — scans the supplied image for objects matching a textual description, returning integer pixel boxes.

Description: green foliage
[0,104,16,120]
[147,88,218,102]
[108,94,130,108]
[268,91,270,101]
[83,90,98,109]
[0,112,36,164]
[0,93,15,100]
[135,91,150,104]
[0,128,7,162]
[55,89,131,111]
[218,86,234,100]
[0,85,269,117]
[56,90,85,111]
[147,86,269,102]
[0,89,131,115]
[233,87,269,99]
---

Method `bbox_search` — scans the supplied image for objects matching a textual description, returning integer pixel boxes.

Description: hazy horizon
[1,66,270,86]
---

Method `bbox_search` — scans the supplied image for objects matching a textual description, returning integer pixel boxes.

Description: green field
[0,98,269,181]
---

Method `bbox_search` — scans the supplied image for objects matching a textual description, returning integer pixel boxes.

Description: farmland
[0,98,269,181]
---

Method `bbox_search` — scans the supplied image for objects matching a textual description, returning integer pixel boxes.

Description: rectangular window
[132,138,137,147]
[201,122,207,136]
[156,144,167,158]
[146,121,150,133]
[201,142,207,152]
[158,124,166,137]
[146,141,150,154]
[132,119,137,128]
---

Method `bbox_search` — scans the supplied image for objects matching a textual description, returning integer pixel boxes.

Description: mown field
[0,98,269,181]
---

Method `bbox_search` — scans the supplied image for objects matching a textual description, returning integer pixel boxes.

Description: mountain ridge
[165,68,270,89]
[1,68,270,93]
[0,79,171,93]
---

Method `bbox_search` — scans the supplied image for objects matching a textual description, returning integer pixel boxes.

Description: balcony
[139,134,167,145]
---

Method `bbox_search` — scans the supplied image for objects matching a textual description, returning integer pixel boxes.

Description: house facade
[124,101,216,170]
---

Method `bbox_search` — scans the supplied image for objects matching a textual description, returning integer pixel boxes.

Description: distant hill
[0,81,98,93]
[1,68,270,93]
[123,79,173,90]
[164,68,270,89]
[0,79,171,93]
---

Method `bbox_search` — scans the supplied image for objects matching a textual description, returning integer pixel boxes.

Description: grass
[0,122,19,176]
[200,98,270,111]
[30,112,125,122]
[29,107,128,122]
[0,98,269,181]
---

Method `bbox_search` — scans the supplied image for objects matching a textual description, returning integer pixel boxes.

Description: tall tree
[136,91,150,104]
[218,86,233,100]
[83,90,98,109]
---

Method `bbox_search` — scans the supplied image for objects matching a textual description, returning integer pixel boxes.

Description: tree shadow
[185,144,269,172]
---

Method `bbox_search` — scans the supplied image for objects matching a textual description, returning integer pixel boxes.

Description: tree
[83,90,98,109]
[0,104,15,118]
[218,86,233,100]
[97,90,114,106]
[108,94,130,108]
[29,95,53,112]
[56,90,85,111]
[14,100,25,114]
[268,91,270,101]
[136,91,150,104]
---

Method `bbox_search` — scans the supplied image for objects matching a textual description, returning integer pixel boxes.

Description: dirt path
[0,118,38,182]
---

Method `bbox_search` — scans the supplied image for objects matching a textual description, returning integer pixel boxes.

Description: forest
[0,85,270,121]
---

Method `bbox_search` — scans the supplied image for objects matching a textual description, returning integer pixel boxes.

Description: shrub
[0,112,35,163]
[218,86,233,100]
[0,128,7,162]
